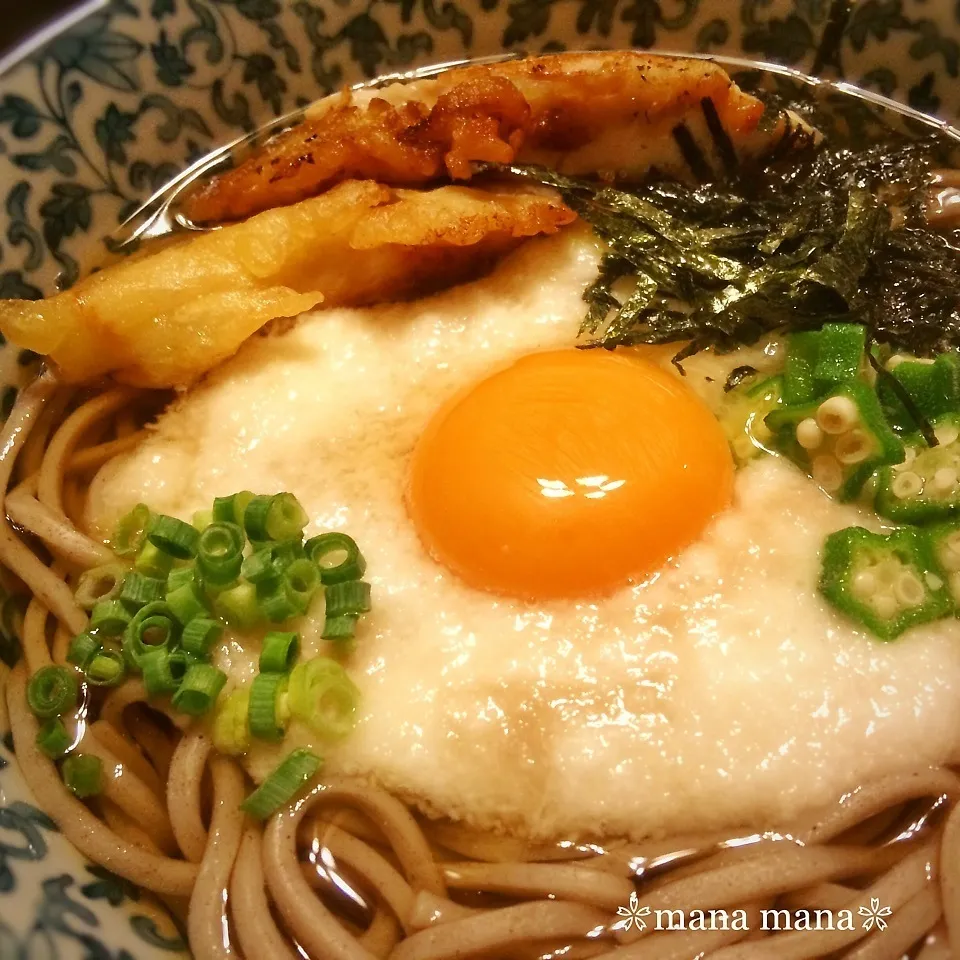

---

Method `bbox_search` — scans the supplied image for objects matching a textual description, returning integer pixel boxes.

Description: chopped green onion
[118,571,166,611]
[166,581,209,625]
[26,665,79,719]
[141,648,188,697]
[324,580,371,618]
[240,748,322,820]
[147,514,200,560]
[61,753,103,798]
[167,565,198,593]
[305,533,367,585]
[90,599,132,636]
[284,559,319,609]
[193,509,214,531]
[248,672,288,741]
[322,615,357,642]
[171,663,226,716]
[272,538,305,568]
[212,689,250,756]
[123,601,180,667]
[113,504,151,559]
[66,632,99,669]
[74,564,127,610]
[36,717,72,758]
[181,618,223,658]
[197,522,244,585]
[212,491,254,527]
[256,581,300,624]
[259,631,300,673]
[215,581,261,630]
[241,547,283,586]
[288,656,359,740]
[85,647,126,687]
[134,541,174,579]
[243,493,308,542]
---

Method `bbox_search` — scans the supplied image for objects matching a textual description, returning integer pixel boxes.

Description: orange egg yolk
[406,349,735,600]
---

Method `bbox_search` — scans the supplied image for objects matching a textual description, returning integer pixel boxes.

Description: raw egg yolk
[407,349,735,600]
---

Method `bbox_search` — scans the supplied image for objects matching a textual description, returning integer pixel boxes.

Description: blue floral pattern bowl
[2,0,960,954]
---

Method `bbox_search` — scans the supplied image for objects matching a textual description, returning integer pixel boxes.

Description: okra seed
[871,594,899,619]
[816,396,860,434]
[894,572,925,607]
[946,531,960,554]
[893,447,917,472]
[886,354,908,370]
[811,455,842,494]
[891,471,923,499]
[940,548,960,572]
[936,424,960,446]
[795,418,823,450]
[852,570,877,598]
[932,467,958,494]
[925,572,944,591]
[834,429,872,465]
[875,559,900,584]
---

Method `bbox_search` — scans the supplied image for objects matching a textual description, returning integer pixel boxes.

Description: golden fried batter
[0,181,573,388]
[183,52,813,224]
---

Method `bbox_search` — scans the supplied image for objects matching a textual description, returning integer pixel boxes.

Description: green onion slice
[284,560,319,610]
[90,599,132,636]
[171,664,226,716]
[166,565,198,593]
[27,665,79,719]
[259,631,300,673]
[240,748,322,821]
[181,618,223,658]
[86,647,126,687]
[215,582,261,630]
[324,580,371,618]
[305,533,367,585]
[248,672,288,741]
[141,648,188,697]
[74,564,127,610]
[123,601,180,668]
[244,493,308,542]
[36,717,72,758]
[118,571,166,611]
[321,615,357,642]
[197,522,244,586]
[212,689,250,756]
[66,632,99,669]
[288,656,359,740]
[166,581,209,625]
[113,504,151,559]
[256,581,300,625]
[213,491,254,528]
[61,753,103,798]
[134,541,174,580]
[241,547,283,586]
[147,514,200,560]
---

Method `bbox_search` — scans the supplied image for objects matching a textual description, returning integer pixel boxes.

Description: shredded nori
[489,131,960,370]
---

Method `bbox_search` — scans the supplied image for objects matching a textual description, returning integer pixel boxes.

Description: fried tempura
[0,181,573,388]
[183,52,816,224]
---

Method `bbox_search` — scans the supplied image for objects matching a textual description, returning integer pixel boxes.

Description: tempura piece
[183,52,817,224]
[0,181,573,388]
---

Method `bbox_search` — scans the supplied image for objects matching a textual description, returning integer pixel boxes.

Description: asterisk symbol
[613,890,651,932]
[858,897,893,932]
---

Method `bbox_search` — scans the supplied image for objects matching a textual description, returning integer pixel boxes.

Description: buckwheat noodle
[3,374,959,960]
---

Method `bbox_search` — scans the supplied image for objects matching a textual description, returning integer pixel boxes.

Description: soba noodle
[0,373,957,960]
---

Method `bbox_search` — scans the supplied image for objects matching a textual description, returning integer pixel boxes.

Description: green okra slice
[925,519,960,608]
[877,353,960,432]
[819,526,953,641]
[875,416,960,523]
[765,380,904,501]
